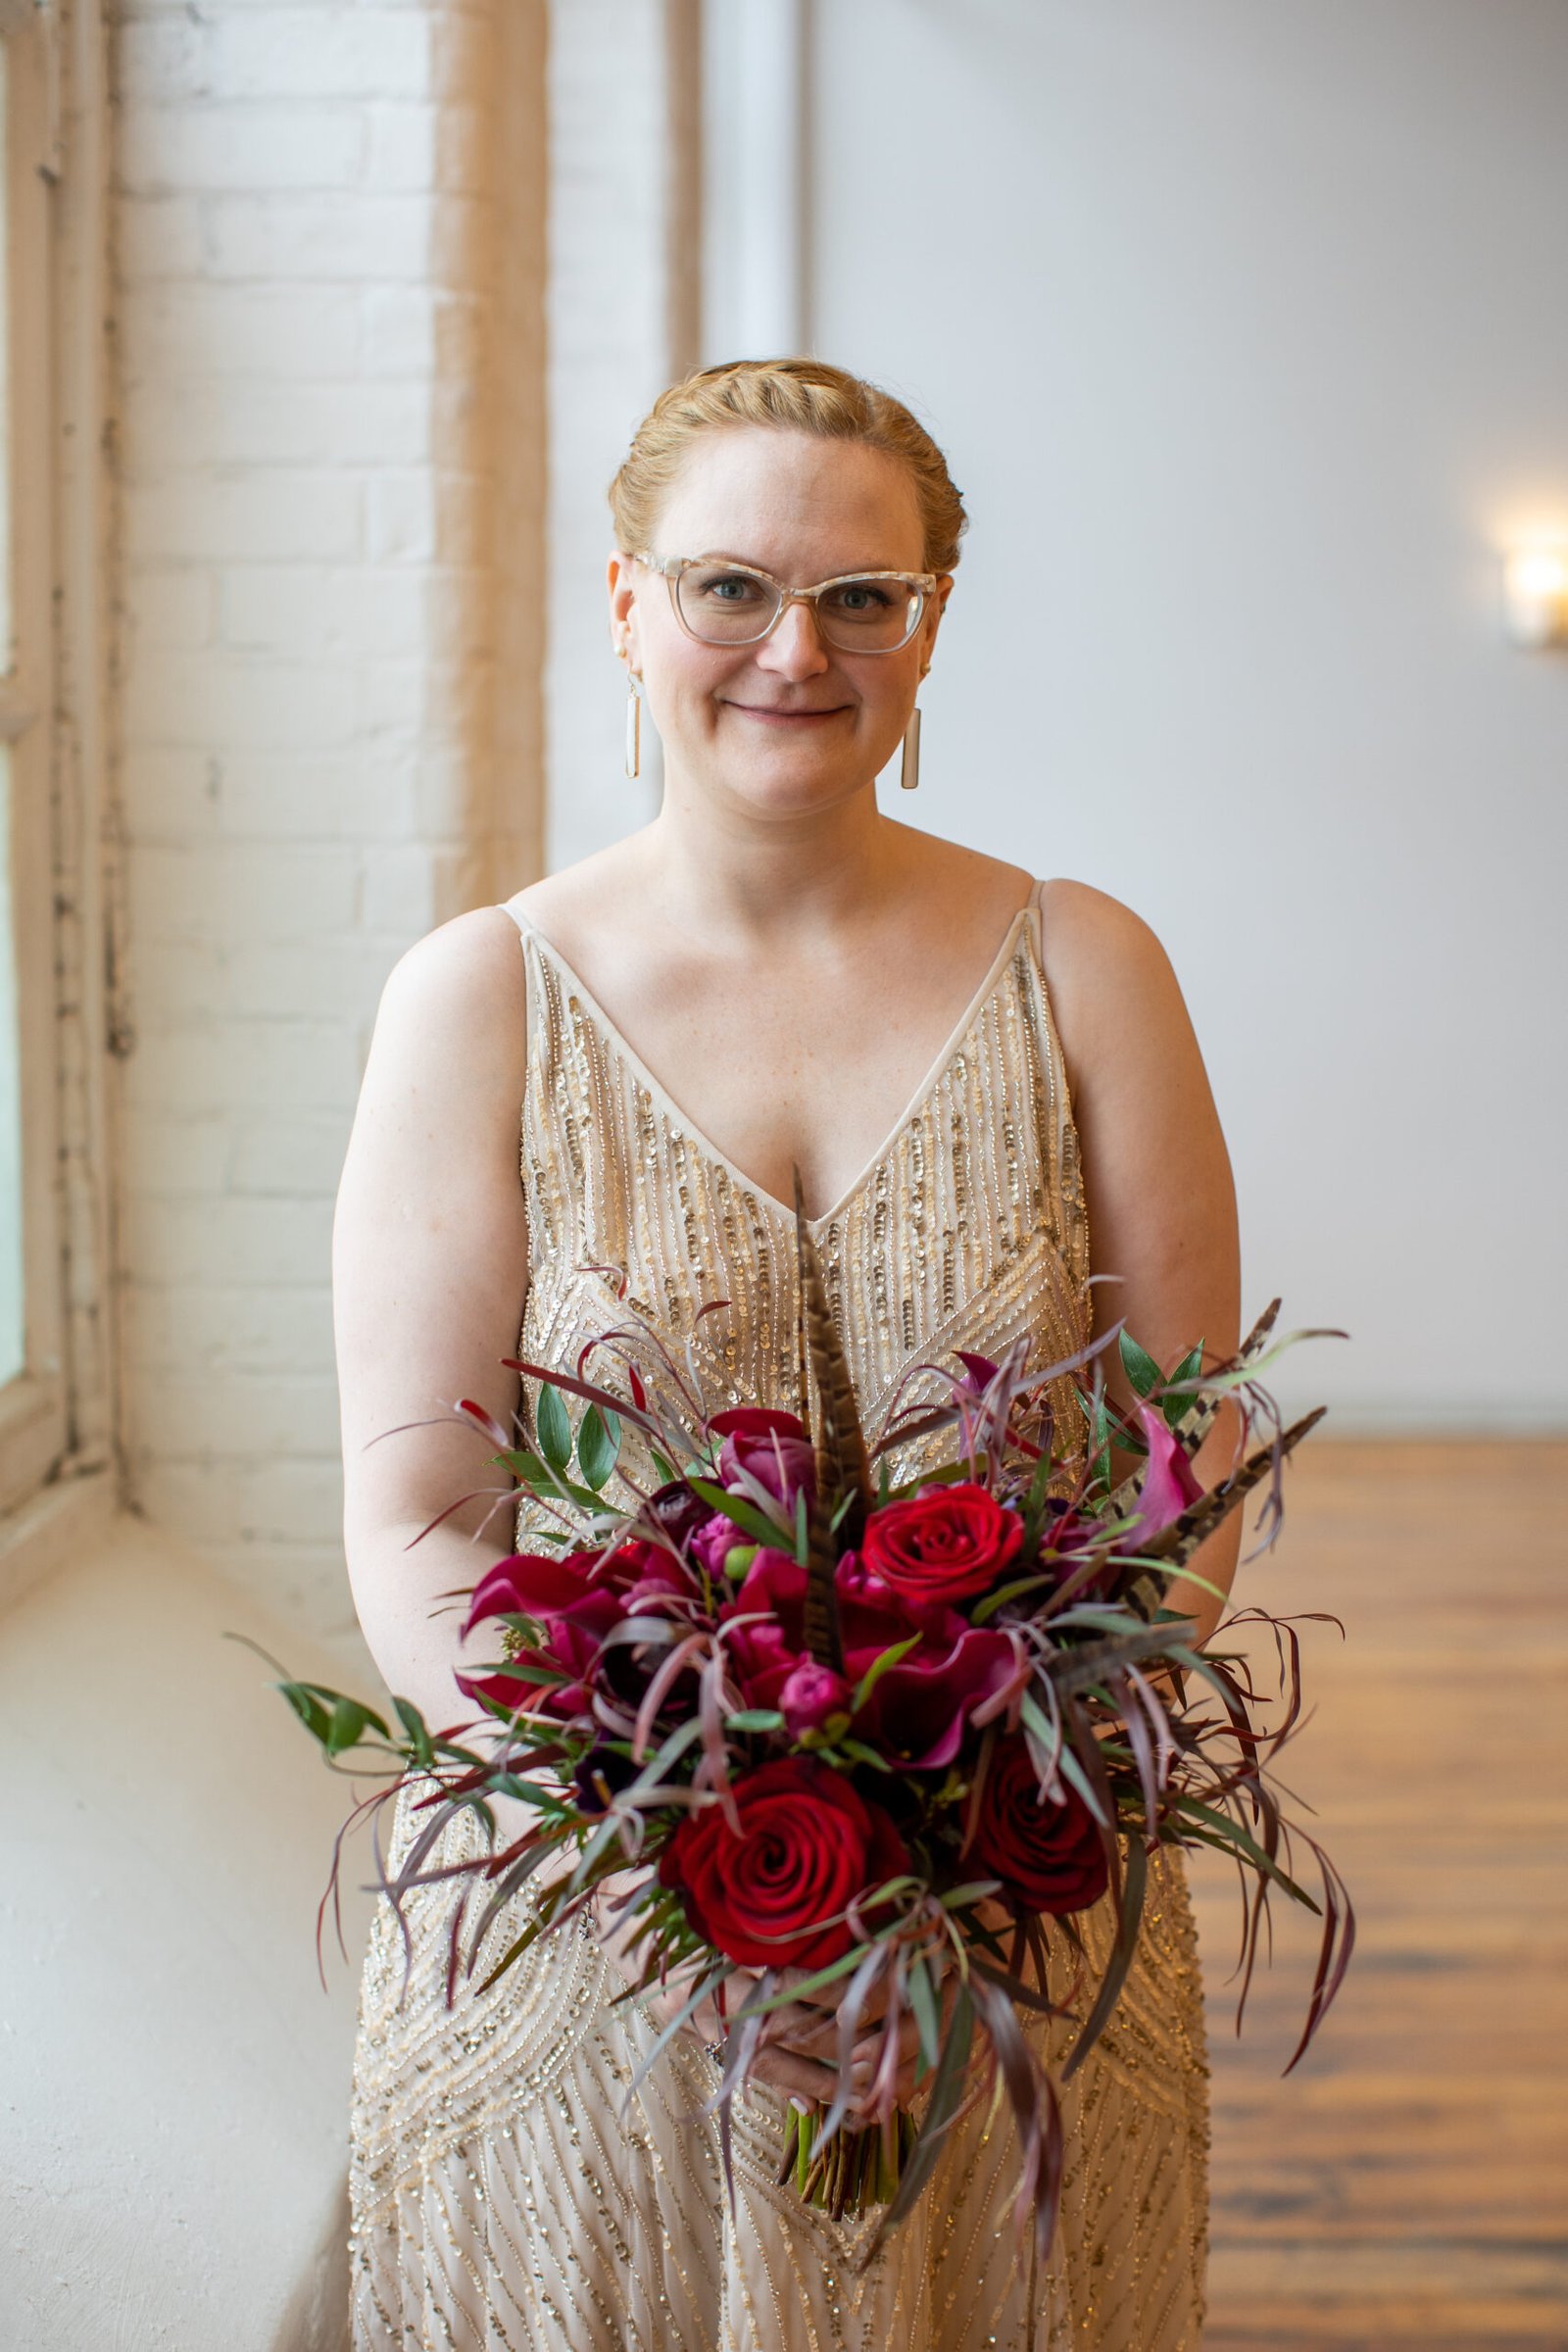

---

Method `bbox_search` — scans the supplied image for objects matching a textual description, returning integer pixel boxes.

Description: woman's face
[609,426,952,813]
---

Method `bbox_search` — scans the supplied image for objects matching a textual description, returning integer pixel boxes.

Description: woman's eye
[832,581,893,612]
[695,571,765,603]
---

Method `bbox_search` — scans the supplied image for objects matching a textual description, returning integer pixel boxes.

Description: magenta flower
[855,1624,1017,1768]
[710,1405,816,1514]
[720,1546,807,1709]
[1125,1407,1204,1548]
[459,1544,691,1720]
[779,1659,854,1739]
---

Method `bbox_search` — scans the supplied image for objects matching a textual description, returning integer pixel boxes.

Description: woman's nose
[756,598,831,678]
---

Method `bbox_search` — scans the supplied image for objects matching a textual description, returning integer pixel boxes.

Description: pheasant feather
[1102,1298,1283,1527]
[793,1166,871,1672]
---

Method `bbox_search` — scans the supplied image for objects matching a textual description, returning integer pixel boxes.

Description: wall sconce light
[1501,547,1568,649]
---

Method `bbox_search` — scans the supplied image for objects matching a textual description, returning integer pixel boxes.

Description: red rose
[861,1483,1025,1607]
[968,1735,1111,1916]
[658,1758,908,1969]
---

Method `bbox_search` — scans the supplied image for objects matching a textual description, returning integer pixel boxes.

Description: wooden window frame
[0,0,115,1591]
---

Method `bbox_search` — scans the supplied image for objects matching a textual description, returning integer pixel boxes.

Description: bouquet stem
[778,2104,920,2221]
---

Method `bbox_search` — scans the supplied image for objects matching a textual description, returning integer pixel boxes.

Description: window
[0,0,109,1539]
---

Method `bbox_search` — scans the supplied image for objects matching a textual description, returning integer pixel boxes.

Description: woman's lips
[726,704,850,723]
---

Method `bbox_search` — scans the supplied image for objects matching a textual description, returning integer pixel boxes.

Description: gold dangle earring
[624,667,643,781]
[899,707,921,792]
[901,663,930,791]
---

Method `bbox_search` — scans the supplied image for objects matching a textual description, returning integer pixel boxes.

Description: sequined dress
[348,877,1210,2349]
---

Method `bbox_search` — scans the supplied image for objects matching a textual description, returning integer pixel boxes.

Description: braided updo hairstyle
[608,357,968,576]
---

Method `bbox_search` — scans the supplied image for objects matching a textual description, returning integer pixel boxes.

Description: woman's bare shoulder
[371,904,530,1102]
[1035,879,1191,1078]
[500,842,645,963]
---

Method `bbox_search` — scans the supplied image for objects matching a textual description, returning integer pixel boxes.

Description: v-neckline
[513,887,1040,1234]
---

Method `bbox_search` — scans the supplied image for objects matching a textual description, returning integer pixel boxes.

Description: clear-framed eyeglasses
[633,550,939,655]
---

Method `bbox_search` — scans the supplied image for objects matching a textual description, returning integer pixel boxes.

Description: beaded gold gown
[348,877,1210,2350]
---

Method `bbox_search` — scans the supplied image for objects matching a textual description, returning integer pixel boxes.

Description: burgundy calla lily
[1125,1408,1205,1548]
[710,1405,816,1513]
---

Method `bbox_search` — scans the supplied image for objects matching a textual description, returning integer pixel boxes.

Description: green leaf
[278,1682,332,1746]
[729,1944,869,2019]
[970,1571,1057,1627]
[1161,1344,1205,1427]
[906,1953,942,2078]
[325,1695,390,1755]
[1018,1689,1057,1749]
[1118,1331,1164,1400]
[836,1738,893,1773]
[1062,1831,1147,2082]
[683,1475,791,1550]
[940,1880,1003,1909]
[393,1696,436,1770]
[723,1708,785,1734]
[850,1634,921,1713]
[1054,1740,1107,1821]
[576,1403,620,1492]
[1076,1382,1115,1492]
[513,1451,609,1513]
[535,1381,573,1472]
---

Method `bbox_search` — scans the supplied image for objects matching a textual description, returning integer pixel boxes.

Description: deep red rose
[968,1735,1111,1916]
[861,1483,1025,1607]
[658,1758,909,1969]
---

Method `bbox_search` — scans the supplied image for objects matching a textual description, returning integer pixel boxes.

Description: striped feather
[1102,1299,1283,1525]
[794,1167,870,1671]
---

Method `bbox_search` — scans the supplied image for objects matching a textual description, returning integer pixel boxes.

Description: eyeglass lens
[674,564,921,651]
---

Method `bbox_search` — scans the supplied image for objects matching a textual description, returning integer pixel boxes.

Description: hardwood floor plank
[1180,1440,1568,2342]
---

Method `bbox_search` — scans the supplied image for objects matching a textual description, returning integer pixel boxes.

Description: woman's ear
[607,549,640,662]
[921,572,956,667]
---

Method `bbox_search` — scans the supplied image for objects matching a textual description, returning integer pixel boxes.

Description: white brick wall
[110,0,548,1665]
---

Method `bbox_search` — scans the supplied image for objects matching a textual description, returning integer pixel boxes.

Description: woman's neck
[621,780,926,956]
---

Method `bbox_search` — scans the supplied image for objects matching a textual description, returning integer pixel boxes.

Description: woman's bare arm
[1041,881,1244,1648]
[334,906,533,1740]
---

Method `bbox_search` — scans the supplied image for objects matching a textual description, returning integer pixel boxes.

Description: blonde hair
[608,357,968,575]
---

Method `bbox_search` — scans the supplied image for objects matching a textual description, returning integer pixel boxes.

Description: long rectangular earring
[900,705,921,791]
[624,673,643,781]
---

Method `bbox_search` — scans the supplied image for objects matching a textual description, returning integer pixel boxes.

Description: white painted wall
[545,0,699,870]
[704,0,1568,1429]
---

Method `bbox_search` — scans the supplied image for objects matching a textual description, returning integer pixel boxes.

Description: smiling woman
[337,357,1237,2349]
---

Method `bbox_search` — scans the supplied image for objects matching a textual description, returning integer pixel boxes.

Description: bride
[334,357,1239,2348]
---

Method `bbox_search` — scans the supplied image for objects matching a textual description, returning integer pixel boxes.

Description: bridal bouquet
[275,1178,1352,2273]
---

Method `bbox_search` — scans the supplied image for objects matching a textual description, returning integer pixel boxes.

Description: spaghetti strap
[1028,872,1049,959]
[498,891,537,1049]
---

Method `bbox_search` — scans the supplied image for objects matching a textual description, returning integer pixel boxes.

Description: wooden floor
[1185,1441,1567,2350]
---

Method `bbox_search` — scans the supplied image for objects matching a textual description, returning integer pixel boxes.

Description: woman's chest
[514,922,1090,1447]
